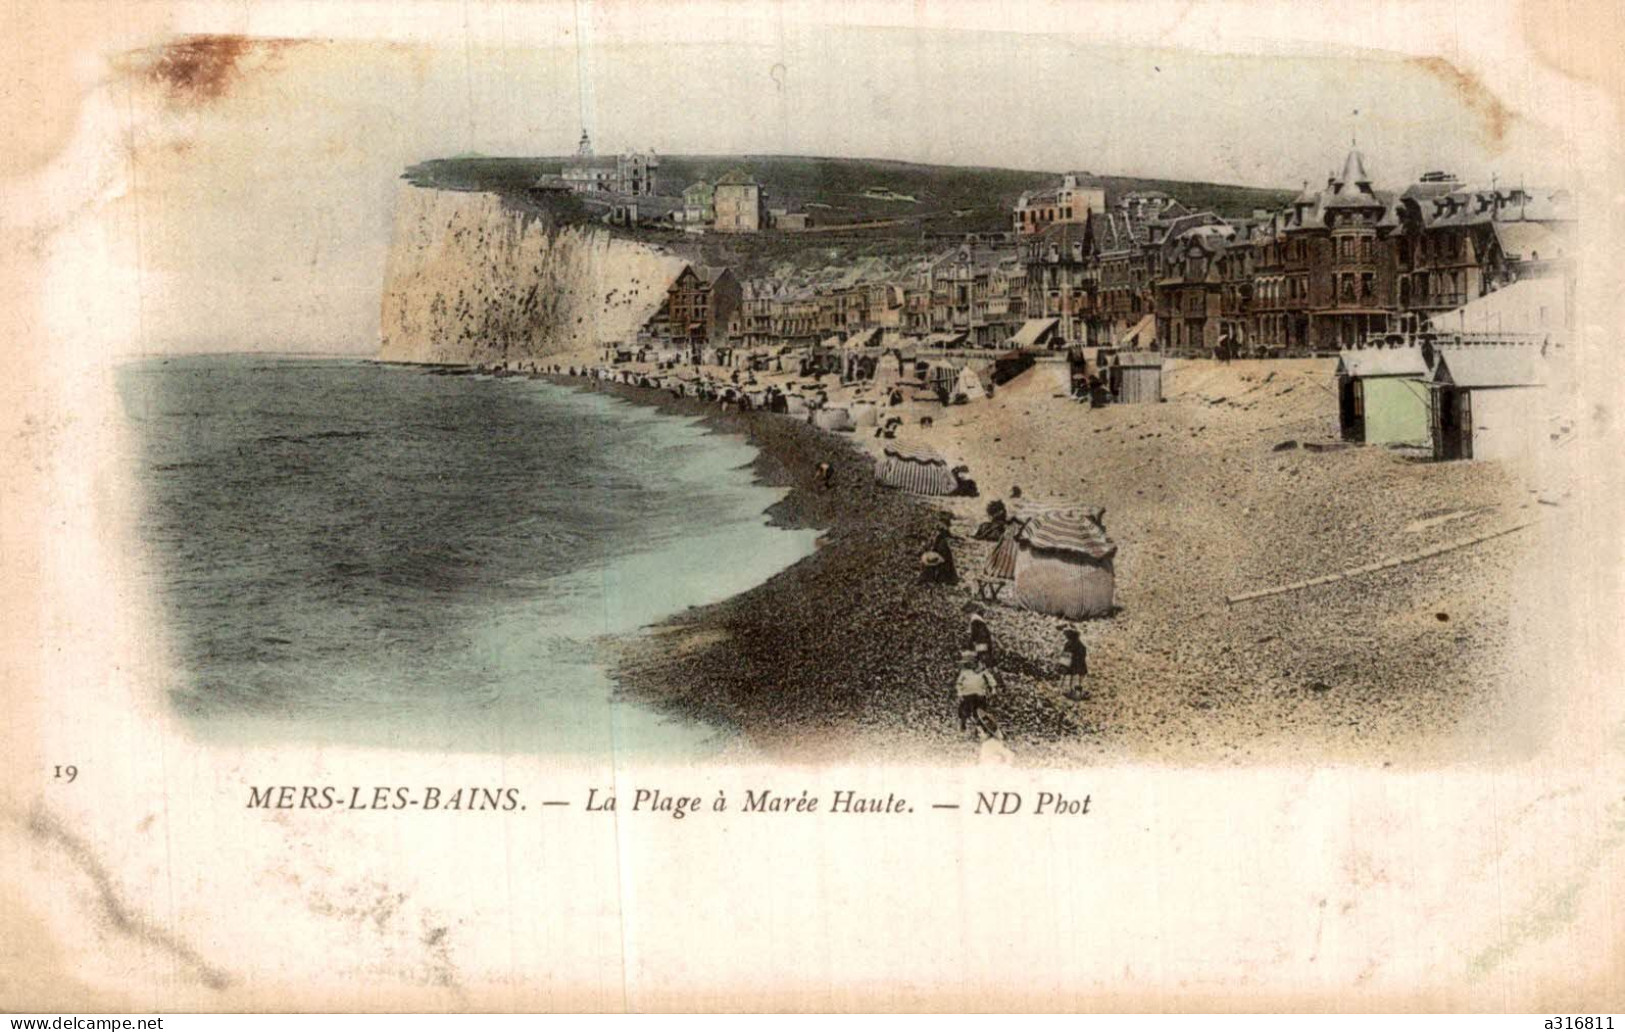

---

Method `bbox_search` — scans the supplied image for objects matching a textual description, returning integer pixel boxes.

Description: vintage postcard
[2,0,1622,1013]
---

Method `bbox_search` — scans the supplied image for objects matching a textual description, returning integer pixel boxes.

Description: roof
[1428,346,1549,388]
[1113,350,1164,368]
[1339,148,1370,188]
[1008,318,1060,347]
[881,439,947,465]
[716,168,758,187]
[1429,277,1568,334]
[1017,508,1117,562]
[1337,347,1428,378]
[1494,221,1567,262]
[680,264,730,286]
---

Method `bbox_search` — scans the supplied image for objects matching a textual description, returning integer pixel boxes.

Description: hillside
[401,154,1295,282]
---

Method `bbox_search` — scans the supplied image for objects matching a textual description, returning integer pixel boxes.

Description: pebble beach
[544,355,1558,767]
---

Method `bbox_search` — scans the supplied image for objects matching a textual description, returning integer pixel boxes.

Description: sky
[52,0,1589,354]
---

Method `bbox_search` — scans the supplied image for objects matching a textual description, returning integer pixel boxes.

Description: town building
[682,180,715,225]
[1013,173,1107,236]
[1021,222,1093,346]
[649,265,741,360]
[556,131,660,197]
[713,169,765,233]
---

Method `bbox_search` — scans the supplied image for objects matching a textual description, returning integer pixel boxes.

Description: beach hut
[784,394,811,417]
[812,406,855,432]
[849,400,879,427]
[1110,352,1164,404]
[876,439,959,495]
[953,365,991,402]
[1012,508,1117,620]
[1423,345,1549,462]
[1335,347,1430,446]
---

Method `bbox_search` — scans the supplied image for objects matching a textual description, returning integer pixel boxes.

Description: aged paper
[2,0,1623,1013]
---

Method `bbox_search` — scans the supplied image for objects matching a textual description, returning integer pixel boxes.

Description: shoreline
[543,373,1085,764]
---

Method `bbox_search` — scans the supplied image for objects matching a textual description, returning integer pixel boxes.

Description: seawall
[378,186,687,364]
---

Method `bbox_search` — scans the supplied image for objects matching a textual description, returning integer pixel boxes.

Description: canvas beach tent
[1012,507,1117,619]
[953,364,991,401]
[876,439,960,496]
[812,406,855,432]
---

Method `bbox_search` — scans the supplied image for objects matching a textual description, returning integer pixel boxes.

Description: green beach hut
[1336,347,1431,447]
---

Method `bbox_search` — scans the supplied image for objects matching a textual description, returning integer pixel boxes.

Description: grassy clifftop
[406,153,1292,224]
[401,154,1294,282]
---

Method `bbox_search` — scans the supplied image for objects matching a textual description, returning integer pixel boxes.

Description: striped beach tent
[877,439,960,495]
[1012,507,1117,619]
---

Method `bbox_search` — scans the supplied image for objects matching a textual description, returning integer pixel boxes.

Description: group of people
[918,487,1094,759]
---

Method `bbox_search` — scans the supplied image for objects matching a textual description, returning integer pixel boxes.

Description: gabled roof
[1114,350,1164,368]
[1337,347,1428,378]
[1428,346,1548,388]
[675,264,731,288]
[715,169,758,187]
[1493,221,1567,262]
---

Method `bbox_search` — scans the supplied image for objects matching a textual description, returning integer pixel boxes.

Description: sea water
[116,355,818,758]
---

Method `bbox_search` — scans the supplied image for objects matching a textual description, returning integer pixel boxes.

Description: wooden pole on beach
[1224,520,1537,605]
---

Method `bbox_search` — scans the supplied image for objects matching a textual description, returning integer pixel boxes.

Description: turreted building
[554,130,661,197]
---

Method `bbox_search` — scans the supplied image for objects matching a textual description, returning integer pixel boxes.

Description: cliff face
[378,186,686,364]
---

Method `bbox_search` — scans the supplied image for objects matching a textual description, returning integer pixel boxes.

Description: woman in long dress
[981,508,1025,588]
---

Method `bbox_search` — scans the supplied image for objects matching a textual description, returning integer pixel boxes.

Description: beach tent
[876,439,959,495]
[1012,507,1117,619]
[1335,347,1430,446]
[784,394,811,417]
[953,365,991,402]
[849,400,879,427]
[812,406,855,432]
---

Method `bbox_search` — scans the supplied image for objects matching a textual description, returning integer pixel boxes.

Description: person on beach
[973,500,1008,541]
[955,652,998,732]
[814,461,835,492]
[919,516,959,585]
[1061,627,1089,701]
[967,608,996,668]
[975,711,1015,766]
[951,465,979,497]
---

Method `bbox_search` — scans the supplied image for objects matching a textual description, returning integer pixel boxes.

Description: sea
[115,355,819,758]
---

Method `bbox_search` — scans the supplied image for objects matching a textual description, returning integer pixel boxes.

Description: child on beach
[974,712,1015,766]
[966,608,996,668]
[954,652,998,732]
[1061,627,1089,701]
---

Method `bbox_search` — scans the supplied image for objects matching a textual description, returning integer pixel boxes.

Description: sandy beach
[542,355,1553,767]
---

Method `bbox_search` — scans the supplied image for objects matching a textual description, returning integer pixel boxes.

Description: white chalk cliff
[378,186,685,364]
